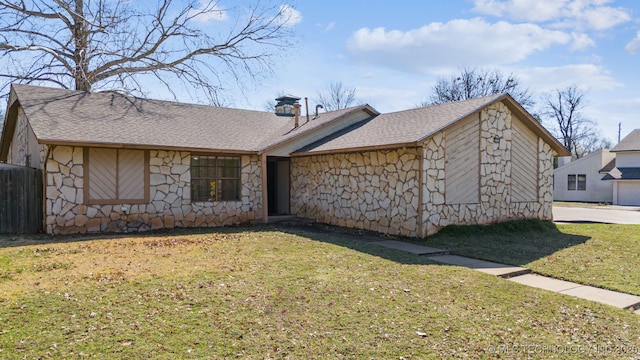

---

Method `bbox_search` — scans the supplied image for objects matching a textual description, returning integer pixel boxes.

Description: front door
[267,158,290,215]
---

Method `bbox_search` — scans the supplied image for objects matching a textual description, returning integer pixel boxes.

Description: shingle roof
[295,94,505,153]
[602,167,640,180]
[9,84,370,153]
[599,158,616,173]
[3,84,568,157]
[611,129,640,152]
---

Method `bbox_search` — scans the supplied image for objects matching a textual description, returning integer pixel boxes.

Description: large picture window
[85,148,149,204]
[191,155,241,201]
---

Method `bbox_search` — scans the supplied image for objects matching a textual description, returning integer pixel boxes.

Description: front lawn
[422,221,640,296]
[1,226,639,358]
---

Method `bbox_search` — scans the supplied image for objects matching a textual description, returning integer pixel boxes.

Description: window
[567,174,586,191]
[577,174,586,191]
[191,155,240,201]
[85,148,149,204]
[567,174,576,191]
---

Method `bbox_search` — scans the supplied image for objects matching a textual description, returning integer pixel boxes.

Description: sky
[153,0,640,144]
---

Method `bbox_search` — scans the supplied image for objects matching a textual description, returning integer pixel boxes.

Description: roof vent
[275,95,301,117]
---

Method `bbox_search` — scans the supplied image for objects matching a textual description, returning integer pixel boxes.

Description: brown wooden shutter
[118,149,145,200]
[88,148,117,200]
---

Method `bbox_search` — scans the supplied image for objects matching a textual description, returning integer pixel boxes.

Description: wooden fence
[0,166,43,234]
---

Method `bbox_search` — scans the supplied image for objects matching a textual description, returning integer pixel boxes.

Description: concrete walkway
[368,239,640,313]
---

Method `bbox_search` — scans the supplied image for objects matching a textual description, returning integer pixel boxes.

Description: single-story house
[553,149,615,203]
[0,84,569,236]
[602,129,640,205]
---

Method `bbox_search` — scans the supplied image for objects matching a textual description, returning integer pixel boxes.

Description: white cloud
[625,31,640,54]
[346,18,570,73]
[187,1,228,23]
[578,6,630,30]
[472,0,630,30]
[275,5,302,28]
[473,0,566,22]
[356,86,424,112]
[570,32,595,51]
[520,64,623,93]
[326,22,336,31]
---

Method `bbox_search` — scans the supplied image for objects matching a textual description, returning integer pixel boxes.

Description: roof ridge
[12,83,275,115]
[381,93,506,117]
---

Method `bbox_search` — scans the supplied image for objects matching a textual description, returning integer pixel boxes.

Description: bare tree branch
[541,86,605,158]
[315,81,357,111]
[0,0,296,104]
[424,66,535,111]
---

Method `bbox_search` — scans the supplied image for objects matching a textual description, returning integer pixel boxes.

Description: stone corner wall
[422,102,554,237]
[45,146,262,234]
[291,148,421,237]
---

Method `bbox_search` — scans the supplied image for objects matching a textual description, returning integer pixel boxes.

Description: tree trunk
[73,0,91,91]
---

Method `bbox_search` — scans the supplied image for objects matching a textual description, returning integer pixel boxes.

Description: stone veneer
[291,148,421,237]
[292,102,555,238]
[45,146,262,234]
[422,102,552,235]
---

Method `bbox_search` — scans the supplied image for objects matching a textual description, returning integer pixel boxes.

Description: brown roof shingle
[295,94,505,153]
[10,84,370,153]
[611,129,640,152]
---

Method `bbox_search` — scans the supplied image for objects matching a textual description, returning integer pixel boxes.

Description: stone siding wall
[422,102,552,236]
[45,146,262,234]
[291,148,421,237]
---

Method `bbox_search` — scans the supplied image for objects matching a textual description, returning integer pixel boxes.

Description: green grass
[553,201,611,207]
[421,220,640,295]
[1,226,639,359]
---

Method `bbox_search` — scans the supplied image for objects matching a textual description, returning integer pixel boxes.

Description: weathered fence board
[0,167,43,234]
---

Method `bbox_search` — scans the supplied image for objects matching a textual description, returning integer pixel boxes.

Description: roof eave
[500,95,570,156]
[257,104,380,155]
[38,139,258,155]
[415,94,509,145]
[0,87,20,162]
[291,142,419,157]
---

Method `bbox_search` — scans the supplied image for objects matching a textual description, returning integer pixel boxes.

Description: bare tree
[315,81,357,111]
[541,86,601,158]
[425,67,535,110]
[579,133,612,156]
[0,0,296,103]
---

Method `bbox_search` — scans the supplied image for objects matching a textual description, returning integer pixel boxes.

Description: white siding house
[553,149,615,203]
[602,130,640,206]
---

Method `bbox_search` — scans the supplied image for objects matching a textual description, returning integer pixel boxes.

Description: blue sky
[155,0,640,144]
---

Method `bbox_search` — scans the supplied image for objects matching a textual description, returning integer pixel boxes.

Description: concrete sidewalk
[369,238,640,313]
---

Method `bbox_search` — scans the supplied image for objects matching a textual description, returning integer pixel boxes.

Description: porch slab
[370,240,448,255]
[427,255,530,278]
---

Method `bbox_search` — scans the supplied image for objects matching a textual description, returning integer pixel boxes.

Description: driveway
[553,204,640,224]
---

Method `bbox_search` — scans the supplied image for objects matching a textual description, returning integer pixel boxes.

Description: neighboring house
[553,149,615,203]
[602,129,640,206]
[0,84,569,236]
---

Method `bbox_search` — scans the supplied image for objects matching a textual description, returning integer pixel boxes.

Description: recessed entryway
[267,157,290,216]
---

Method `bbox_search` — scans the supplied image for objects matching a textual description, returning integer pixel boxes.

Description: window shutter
[88,148,117,200]
[118,149,145,200]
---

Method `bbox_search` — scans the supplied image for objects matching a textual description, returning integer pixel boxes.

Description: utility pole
[618,122,622,143]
